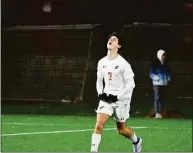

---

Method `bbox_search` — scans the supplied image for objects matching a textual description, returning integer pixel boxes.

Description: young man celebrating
[90,32,142,152]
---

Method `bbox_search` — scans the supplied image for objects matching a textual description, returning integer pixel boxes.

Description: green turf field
[1,115,192,152]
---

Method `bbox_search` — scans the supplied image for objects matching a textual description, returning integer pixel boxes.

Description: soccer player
[90,32,142,152]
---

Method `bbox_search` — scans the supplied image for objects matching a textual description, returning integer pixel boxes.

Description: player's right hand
[99,93,108,102]
[108,94,118,103]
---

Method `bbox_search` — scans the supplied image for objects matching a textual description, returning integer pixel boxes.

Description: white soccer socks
[130,132,138,143]
[91,133,101,152]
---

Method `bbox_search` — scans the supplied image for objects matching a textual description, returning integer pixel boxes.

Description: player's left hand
[99,93,108,102]
[108,94,118,103]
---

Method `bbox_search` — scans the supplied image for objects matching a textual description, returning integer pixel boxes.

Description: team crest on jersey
[115,66,119,69]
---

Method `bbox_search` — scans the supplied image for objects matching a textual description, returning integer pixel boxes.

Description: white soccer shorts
[96,100,131,122]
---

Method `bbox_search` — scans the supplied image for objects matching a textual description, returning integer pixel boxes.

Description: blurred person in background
[149,49,171,119]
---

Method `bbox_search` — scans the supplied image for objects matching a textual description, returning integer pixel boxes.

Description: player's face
[107,36,121,50]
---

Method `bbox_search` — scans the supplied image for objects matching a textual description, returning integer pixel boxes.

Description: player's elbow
[96,84,103,95]
[132,83,135,89]
[126,82,135,90]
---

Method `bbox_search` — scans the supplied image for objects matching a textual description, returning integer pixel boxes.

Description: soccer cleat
[132,137,142,152]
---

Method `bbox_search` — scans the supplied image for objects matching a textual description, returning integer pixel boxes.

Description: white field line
[1,126,148,137]
[1,128,115,136]
[5,122,191,131]
[3,122,81,126]
[2,122,191,137]
[2,122,148,128]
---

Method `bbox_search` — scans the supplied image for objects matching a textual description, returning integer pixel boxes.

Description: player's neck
[107,50,119,60]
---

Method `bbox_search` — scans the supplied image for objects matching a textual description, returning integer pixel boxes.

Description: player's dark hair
[109,32,118,38]
[108,32,122,45]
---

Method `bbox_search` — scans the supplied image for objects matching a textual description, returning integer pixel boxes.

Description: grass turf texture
[1,115,192,152]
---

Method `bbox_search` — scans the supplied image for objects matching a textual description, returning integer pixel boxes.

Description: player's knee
[95,122,104,133]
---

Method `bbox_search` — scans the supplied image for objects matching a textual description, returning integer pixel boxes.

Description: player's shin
[119,128,138,143]
[91,133,101,152]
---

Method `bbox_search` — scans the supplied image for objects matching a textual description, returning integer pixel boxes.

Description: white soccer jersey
[96,54,135,101]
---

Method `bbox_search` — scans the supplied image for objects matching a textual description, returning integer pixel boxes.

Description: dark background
[2,0,193,26]
[1,0,193,118]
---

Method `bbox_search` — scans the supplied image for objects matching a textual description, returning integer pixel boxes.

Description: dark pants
[153,85,167,114]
